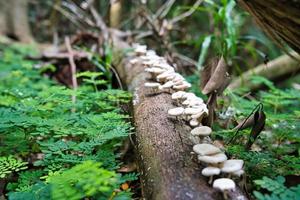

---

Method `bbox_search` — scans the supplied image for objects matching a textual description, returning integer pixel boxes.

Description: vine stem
[65,36,78,111]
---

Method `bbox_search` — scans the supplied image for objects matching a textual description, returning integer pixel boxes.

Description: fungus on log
[113,45,248,199]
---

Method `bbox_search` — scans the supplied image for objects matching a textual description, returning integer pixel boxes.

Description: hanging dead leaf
[246,109,266,150]
[217,72,231,95]
[234,113,256,131]
[200,57,218,90]
[202,56,228,95]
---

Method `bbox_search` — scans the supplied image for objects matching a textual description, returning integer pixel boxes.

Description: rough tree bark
[113,43,248,199]
[0,0,33,42]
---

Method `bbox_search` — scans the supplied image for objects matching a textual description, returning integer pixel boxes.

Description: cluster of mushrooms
[131,44,245,198]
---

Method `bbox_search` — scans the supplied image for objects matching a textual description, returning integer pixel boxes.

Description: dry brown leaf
[246,110,266,150]
[202,56,227,95]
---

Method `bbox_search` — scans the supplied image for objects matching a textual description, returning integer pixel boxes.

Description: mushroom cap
[221,159,244,173]
[168,107,185,116]
[161,81,174,89]
[144,82,161,88]
[187,98,204,106]
[183,92,196,99]
[171,91,186,100]
[155,63,174,70]
[130,58,139,64]
[198,153,228,164]
[142,60,160,66]
[191,111,206,119]
[157,70,175,81]
[202,167,221,176]
[146,50,156,56]
[134,45,147,54]
[184,107,204,115]
[190,118,200,127]
[213,178,236,191]
[191,126,212,136]
[193,144,221,156]
[145,67,166,74]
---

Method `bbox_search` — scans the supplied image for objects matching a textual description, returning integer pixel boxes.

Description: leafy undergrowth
[218,78,300,198]
[188,74,300,199]
[0,44,137,199]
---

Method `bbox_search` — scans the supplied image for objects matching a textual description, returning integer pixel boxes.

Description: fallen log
[113,45,248,199]
[228,52,300,91]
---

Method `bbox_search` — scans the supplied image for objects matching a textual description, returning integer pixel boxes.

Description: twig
[172,52,198,67]
[227,103,263,145]
[110,66,124,90]
[65,37,78,109]
[63,0,95,27]
[134,30,153,40]
[155,0,176,19]
[170,0,203,24]
[51,3,84,29]
[89,5,109,40]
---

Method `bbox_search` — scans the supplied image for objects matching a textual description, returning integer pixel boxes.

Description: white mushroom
[142,60,161,67]
[146,50,156,56]
[190,110,207,120]
[184,107,204,115]
[213,178,236,199]
[193,144,221,156]
[197,153,228,164]
[144,82,161,88]
[221,159,244,176]
[134,45,147,55]
[168,107,185,117]
[202,167,221,184]
[189,118,200,127]
[160,81,174,89]
[154,63,174,70]
[171,91,186,100]
[145,67,166,74]
[166,73,183,82]
[183,92,196,99]
[129,58,139,64]
[157,71,175,82]
[191,126,212,142]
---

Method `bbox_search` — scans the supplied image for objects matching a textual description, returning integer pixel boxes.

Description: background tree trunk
[0,0,33,42]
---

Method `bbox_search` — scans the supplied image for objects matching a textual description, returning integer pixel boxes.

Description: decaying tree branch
[228,52,300,90]
[112,42,248,200]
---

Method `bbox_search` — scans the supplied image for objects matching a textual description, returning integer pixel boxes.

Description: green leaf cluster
[0,44,136,199]
[253,176,300,200]
[0,156,28,178]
